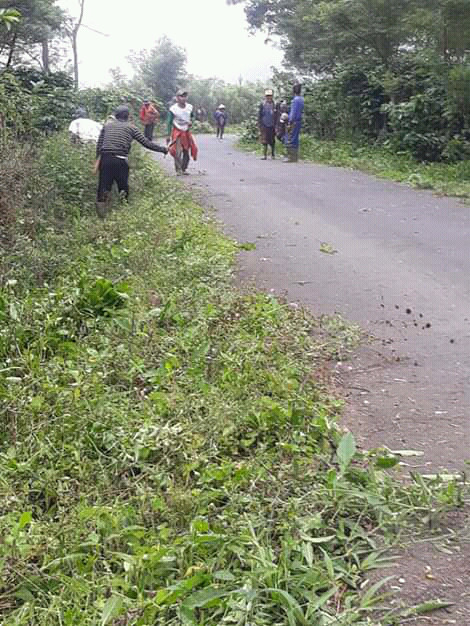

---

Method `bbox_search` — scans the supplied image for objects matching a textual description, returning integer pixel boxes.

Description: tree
[0,0,64,71]
[65,0,85,89]
[129,36,187,107]
[227,0,470,73]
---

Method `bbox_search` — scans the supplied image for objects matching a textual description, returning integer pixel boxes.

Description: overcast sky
[57,0,284,86]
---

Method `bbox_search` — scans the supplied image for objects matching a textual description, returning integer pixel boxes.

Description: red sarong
[169,128,198,161]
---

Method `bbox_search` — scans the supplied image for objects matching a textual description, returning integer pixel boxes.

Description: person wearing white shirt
[166,89,198,175]
[69,110,103,144]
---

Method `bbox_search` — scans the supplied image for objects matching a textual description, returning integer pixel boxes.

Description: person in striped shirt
[95,105,167,216]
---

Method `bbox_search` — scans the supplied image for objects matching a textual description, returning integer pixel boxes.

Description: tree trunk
[72,0,85,90]
[72,31,79,89]
[6,32,17,68]
[42,37,50,73]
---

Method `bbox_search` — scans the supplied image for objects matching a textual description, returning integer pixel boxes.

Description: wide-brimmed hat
[264,89,273,96]
[176,89,188,96]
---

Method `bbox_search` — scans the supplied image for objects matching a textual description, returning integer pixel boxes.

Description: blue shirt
[289,95,304,123]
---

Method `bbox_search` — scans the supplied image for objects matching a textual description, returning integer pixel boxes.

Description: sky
[57,0,284,87]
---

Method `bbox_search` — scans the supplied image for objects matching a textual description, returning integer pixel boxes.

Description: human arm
[131,126,168,153]
[96,126,105,158]
[288,97,303,123]
[166,110,174,140]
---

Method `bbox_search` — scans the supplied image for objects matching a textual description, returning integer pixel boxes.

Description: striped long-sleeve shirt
[96,120,166,158]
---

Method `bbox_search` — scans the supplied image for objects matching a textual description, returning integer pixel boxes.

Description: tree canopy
[0,0,64,69]
[228,0,470,73]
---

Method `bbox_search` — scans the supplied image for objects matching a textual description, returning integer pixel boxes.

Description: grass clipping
[0,136,463,625]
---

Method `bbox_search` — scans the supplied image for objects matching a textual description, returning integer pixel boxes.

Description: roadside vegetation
[1,4,469,624]
[0,131,465,625]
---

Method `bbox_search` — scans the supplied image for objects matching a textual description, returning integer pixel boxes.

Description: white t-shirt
[68,118,103,143]
[170,103,193,131]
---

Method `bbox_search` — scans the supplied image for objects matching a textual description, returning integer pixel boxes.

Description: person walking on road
[166,89,198,176]
[139,97,159,140]
[214,104,228,139]
[284,83,304,163]
[95,105,167,217]
[258,89,277,160]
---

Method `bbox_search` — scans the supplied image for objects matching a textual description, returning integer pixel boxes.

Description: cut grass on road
[238,135,470,200]
[0,136,465,625]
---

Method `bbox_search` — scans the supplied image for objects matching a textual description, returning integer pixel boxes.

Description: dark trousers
[97,153,129,202]
[144,123,154,140]
[216,124,225,139]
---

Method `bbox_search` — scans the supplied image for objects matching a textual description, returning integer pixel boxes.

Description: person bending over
[95,105,167,217]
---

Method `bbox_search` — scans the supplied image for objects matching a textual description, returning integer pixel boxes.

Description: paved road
[158,134,470,471]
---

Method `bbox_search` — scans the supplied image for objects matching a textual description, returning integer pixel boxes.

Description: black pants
[144,123,154,140]
[97,153,129,202]
[216,124,225,139]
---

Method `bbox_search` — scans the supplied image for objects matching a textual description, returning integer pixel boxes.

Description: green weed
[0,134,464,625]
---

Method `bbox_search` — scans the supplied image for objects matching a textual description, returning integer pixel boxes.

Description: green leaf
[375,456,399,469]
[337,432,356,470]
[18,511,32,530]
[101,596,122,625]
[182,587,226,610]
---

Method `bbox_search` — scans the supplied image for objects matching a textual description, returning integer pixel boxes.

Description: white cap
[218,104,226,109]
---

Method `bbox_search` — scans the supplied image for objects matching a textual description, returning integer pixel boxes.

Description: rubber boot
[96,192,110,218]
[261,145,267,160]
[291,148,299,162]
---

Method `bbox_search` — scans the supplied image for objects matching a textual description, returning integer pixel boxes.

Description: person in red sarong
[166,89,198,175]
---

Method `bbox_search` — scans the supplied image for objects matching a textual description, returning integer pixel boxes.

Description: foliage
[0,134,465,624]
[230,0,470,162]
[0,68,75,140]
[0,0,64,69]
[187,76,267,125]
[0,8,21,30]
[129,36,187,108]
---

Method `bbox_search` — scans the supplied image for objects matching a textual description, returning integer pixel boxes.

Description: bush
[383,89,448,161]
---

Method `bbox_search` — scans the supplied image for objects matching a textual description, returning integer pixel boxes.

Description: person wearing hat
[166,89,198,175]
[258,89,278,160]
[94,105,168,217]
[139,97,160,141]
[214,104,228,139]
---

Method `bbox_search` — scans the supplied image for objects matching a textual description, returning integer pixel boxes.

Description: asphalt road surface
[158,134,470,472]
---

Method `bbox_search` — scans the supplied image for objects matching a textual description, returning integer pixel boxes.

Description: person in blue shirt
[285,83,305,163]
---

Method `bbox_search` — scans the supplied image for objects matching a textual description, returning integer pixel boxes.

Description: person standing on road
[258,89,277,160]
[95,105,167,217]
[166,89,198,176]
[214,104,228,139]
[139,97,159,140]
[284,83,304,163]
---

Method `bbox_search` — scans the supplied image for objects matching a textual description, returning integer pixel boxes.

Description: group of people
[258,83,304,162]
[68,82,304,217]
